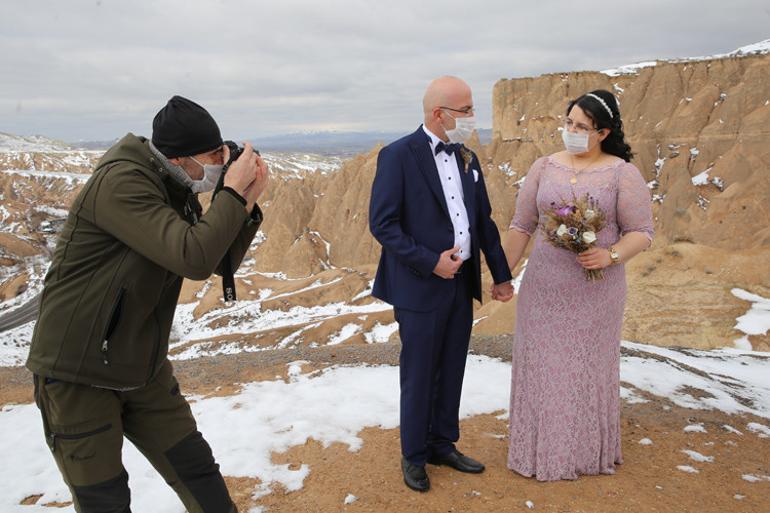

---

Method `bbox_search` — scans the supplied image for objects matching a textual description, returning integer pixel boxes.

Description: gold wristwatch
[609,246,620,265]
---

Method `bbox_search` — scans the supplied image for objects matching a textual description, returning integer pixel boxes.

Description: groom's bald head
[423,76,472,115]
[423,76,474,141]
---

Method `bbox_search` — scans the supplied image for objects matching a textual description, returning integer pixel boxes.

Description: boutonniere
[459,146,473,174]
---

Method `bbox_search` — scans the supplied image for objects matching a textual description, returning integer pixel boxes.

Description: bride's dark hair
[567,89,633,162]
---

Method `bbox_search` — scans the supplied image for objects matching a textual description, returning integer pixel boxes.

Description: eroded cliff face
[490,54,770,249]
[2,54,769,353]
[481,53,770,349]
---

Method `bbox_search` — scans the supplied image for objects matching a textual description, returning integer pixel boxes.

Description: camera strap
[221,251,236,302]
[212,175,237,302]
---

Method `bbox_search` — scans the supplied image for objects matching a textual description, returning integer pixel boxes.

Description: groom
[369,76,513,492]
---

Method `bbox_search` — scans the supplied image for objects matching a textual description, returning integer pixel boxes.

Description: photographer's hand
[223,142,257,205]
[243,154,269,211]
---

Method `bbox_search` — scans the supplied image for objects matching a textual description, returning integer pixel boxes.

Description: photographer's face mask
[189,157,224,193]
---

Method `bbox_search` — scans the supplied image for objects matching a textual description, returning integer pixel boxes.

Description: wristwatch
[609,246,620,265]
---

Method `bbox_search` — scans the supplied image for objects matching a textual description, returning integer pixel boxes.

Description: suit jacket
[369,126,512,312]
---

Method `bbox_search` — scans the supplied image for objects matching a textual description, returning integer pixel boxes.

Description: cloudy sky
[1,0,768,141]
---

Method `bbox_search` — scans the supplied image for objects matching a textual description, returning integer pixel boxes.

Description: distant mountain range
[248,129,492,156]
[0,130,493,156]
[62,130,493,156]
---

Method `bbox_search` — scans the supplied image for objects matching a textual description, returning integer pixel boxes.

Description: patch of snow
[681,449,713,463]
[0,355,511,513]
[747,422,770,438]
[691,168,712,186]
[351,280,374,302]
[512,259,528,294]
[327,323,361,346]
[731,289,770,336]
[742,474,770,483]
[364,322,398,344]
[498,162,516,177]
[472,316,488,327]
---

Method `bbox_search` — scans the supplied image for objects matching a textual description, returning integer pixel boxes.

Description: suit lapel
[408,128,450,218]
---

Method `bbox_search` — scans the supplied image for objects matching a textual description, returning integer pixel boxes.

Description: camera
[222,140,260,172]
[214,140,262,303]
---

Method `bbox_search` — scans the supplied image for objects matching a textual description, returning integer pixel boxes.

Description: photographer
[25,95,268,513]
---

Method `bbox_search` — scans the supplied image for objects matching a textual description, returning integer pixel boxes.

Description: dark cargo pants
[33,360,237,513]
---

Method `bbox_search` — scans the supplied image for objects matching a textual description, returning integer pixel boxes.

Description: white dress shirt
[422,125,471,262]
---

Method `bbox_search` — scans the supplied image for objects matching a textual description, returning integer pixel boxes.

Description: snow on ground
[621,342,770,419]
[327,323,361,346]
[260,152,342,177]
[512,259,528,294]
[0,133,70,152]
[168,298,392,359]
[601,61,658,77]
[0,168,91,186]
[601,39,770,77]
[691,167,713,186]
[681,450,714,463]
[0,355,509,513]
[351,280,374,301]
[731,289,770,350]
[0,322,35,367]
[0,256,48,314]
[363,322,398,344]
[1,341,769,512]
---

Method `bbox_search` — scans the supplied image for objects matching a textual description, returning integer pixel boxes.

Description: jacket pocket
[100,287,126,366]
[52,423,112,441]
[50,423,113,456]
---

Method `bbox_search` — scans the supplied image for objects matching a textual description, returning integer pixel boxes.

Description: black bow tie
[435,141,461,156]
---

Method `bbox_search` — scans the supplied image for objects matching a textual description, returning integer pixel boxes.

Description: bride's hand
[577,247,612,270]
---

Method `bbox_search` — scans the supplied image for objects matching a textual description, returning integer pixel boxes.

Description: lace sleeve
[509,157,545,235]
[616,163,654,242]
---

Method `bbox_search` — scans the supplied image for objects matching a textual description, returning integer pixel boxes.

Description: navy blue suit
[369,126,512,465]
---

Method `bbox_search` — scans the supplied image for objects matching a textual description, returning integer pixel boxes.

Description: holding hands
[490,281,513,302]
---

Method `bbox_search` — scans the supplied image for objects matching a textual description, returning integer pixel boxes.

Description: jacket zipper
[101,287,126,366]
[146,310,162,384]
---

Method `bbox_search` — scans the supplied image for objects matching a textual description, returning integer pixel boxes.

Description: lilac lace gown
[507,155,654,481]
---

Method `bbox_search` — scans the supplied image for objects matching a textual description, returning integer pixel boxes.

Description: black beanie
[151,95,223,158]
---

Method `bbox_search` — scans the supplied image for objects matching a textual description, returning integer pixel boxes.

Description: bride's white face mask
[562,129,590,154]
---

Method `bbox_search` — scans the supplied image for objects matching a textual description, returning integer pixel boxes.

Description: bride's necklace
[569,153,601,184]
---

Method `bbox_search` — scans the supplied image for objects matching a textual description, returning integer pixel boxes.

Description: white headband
[586,93,614,119]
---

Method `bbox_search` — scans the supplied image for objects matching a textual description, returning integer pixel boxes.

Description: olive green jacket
[26,133,261,389]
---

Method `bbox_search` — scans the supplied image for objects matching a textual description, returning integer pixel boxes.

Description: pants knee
[72,470,130,513]
[166,431,233,513]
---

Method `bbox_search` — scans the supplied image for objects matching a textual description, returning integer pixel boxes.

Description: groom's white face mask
[440,110,476,144]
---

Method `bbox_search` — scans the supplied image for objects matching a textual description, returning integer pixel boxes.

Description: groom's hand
[491,281,514,302]
[433,246,462,279]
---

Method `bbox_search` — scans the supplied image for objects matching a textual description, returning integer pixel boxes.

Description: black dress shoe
[401,457,430,492]
[427,450,485,473]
